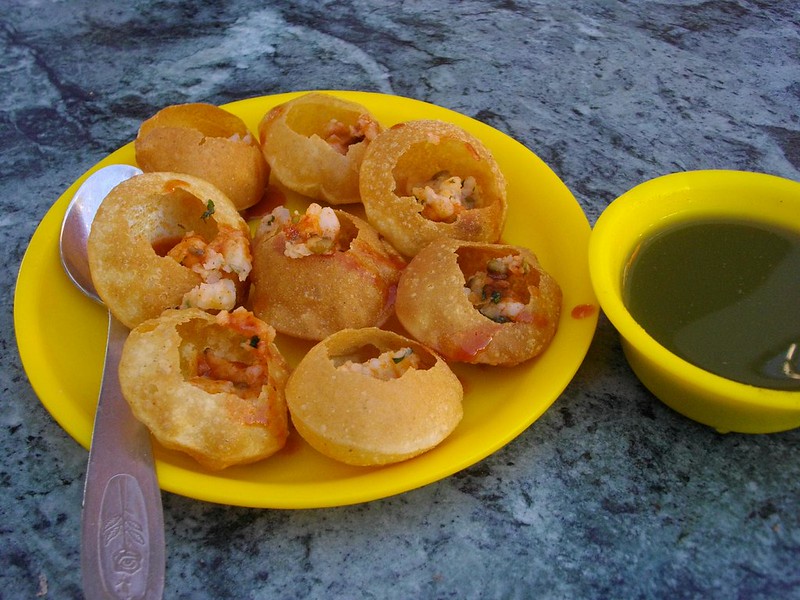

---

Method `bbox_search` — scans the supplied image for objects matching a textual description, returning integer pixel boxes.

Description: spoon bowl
[60,164,143,301]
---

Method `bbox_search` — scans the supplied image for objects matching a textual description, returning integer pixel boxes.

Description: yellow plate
[14,91,597,508]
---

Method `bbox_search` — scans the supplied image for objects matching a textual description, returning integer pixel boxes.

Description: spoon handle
[81,312,165,600]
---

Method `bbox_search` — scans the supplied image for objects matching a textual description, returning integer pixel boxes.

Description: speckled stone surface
[2,1,799,598]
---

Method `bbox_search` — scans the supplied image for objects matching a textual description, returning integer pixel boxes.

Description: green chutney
[623,219,800,391]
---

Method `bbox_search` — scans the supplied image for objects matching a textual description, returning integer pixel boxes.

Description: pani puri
[286,327,463,466]
[250,203,406,341]
[359,119,507,257]
[135,102,269,210]
[119,308,290,470]
[87,172,252,329]
[396,238,562,366]
[258,92,382,205]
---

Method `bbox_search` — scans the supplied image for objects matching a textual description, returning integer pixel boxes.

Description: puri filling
[151,193,252,311]
[321,113,381,155]
[178,310,272,402]
[333,344,425,381]
[259,203,356,258]
[461,253,536,324]
[411,170,479,222]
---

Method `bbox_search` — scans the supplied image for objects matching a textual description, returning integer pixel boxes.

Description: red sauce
[445,326,498,361]
[571,303,597,319]
[349,237,407,273]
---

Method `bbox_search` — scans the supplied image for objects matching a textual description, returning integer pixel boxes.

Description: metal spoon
[59,164,165,600]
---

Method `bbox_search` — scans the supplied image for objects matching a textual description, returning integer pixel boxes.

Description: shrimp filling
[465,255,532,324]
[338,347,422,381]
[412,171,478,222]
[322,113,381,155]
[163,225,252,311]
[260,203,344,258]
[186,309,274,402]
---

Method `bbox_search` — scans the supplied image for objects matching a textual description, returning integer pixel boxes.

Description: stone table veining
[2,1,799,598]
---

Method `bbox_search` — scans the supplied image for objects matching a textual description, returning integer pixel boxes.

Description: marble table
[2,1,798,598]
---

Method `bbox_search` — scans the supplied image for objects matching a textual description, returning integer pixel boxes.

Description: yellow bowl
[589,170,800,434]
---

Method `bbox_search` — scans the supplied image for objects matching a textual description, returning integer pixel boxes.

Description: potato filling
[411,170,478,222]
[337,347,422,381]
[464,254,533,323]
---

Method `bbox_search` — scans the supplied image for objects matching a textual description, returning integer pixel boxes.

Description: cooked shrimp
[167,225,251,282]
[465,254,532,323]
[166,225,252,310]
[323,113,381,155]
[181,279,237,312]
[189,308,277,400]
[338,347,422,381]
[412,171,478,221]
[260,203,343,258]
[257,206,292,238]
[194,348,267,399]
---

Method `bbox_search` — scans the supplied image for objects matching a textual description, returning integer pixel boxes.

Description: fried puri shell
[258,93,382,205]
[359,119,507,257]
[87,172,251,329]
[250,210,405,341]
[286,328,463,466]
[395,238,562,366]
[135,103,269,210]
[119,308,289,470]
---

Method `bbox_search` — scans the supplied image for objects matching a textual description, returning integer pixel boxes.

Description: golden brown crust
[135,103,269,210]
[118,308,290,470]
[258,93,383,204]
[250,209,405,341]
[395,238,562,366]
[285,328,463,466]
[359,119,507,257]
[87,172,251,329]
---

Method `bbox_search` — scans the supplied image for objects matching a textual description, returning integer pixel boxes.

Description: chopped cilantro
[249,335,260,348]
[201,200,215,221]
[392,348,413,364]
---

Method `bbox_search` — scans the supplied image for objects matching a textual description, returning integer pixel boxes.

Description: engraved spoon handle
[81,313,165,600]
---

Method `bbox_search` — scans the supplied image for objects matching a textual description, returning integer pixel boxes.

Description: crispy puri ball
[250,204,406,341]
[258,92,382,205]
[286,327,463,466]
[135,103,269,210]
[359,119,507,257]
[87,172,252,329]
[395,238,562,366]
[119,308,290,470]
